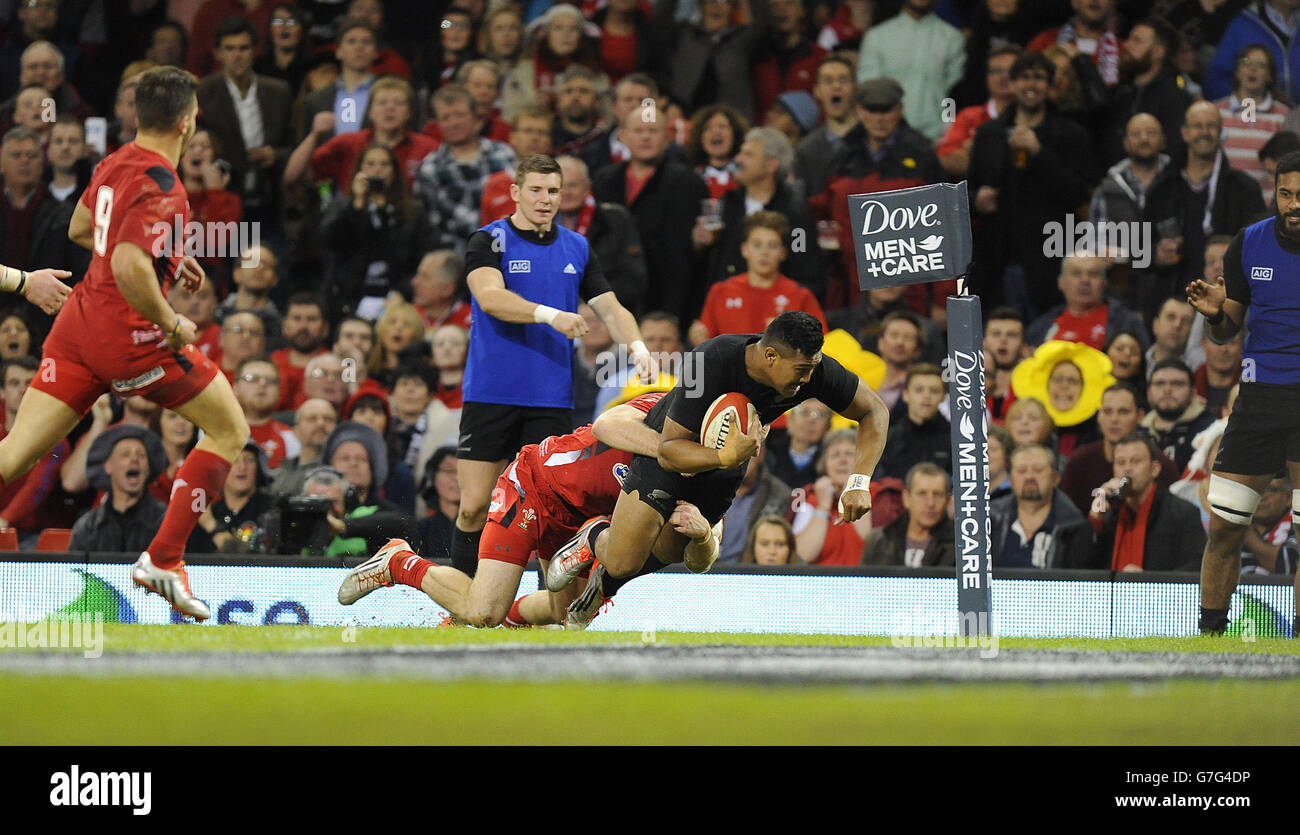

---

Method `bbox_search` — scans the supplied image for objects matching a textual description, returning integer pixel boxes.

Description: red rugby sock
[148,449,231,568]
[504,598,528,628]
[390,551,433,588]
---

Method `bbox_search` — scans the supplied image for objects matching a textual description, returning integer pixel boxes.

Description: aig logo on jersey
[508,260,531,273]
[1251,266,1274,281]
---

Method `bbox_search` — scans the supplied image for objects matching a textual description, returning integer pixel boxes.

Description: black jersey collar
[508,217,558,245]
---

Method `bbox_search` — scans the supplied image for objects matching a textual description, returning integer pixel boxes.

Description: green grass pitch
[1,625,1296,745]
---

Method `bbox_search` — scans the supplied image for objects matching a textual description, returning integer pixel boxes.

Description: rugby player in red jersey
[0,68,250,621]
[337,392,722,628]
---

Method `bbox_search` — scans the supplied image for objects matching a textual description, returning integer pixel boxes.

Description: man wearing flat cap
[69,426,169,553]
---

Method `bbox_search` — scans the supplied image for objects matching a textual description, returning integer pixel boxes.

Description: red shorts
[32,300,220,416]
[479,455,586,567]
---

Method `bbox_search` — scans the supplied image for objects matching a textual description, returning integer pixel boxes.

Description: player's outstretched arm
[111,242,196,348]
[467,266,588,337]
[1185,276,1245,344]
[592,402,660,457]
[588,291,652,373]
[834,379,890,523]
[0,264,72,314]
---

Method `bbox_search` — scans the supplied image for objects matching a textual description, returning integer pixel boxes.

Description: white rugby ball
[701,393,759,450]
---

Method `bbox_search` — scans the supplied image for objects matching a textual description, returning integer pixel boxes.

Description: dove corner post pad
[947,295,993,638]
[847,181,973,291]
[848,182,990,636]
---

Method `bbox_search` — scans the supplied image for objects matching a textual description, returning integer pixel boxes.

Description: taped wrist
[0,266,27,294]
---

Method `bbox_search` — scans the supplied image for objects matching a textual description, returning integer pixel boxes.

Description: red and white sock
[389,550,433,589]
[147,448,231,569]
[503,598,529,628]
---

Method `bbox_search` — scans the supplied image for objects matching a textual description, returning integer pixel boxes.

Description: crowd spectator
[153,409,197,503]
[720,446,794,563]
[1060,381,1180,515]
[416,84,517,252]
[45,118,88,204]
[765,398,831,489]
[551,66,608,158]
[300,17,377,138]
[856,0,965,142]
[323,143,437,318]
[556,154,647,315]
[1205,0,1300,103]
[1029,0,1122,87]
[255,3,313,95]
[478,5,525,76]
[987,423,1013,499]
[1104,18,1194,166]
[1103,328,1148,388]
[480,106,556,225]
[792,428,871,564]
[270,397,338,497]
[1196,328,1243,417]
[686,103,748,200]
[1238,474,1298,574]
[270,294,330,410]
[388,363,459,473]
[68,425,168,554]
[217,311,268,384]
[755,0,825,118]
[652,0,772,123]
[503,4,608,120]
[178,130,242,292]
[299,353,350,414]
[236,357,299,469]
[1146,296,1204,377]
[196,16,294,222]
[1216,42,1289,200]
[984,306,1029,421]
[1005,396,1055,450]
[741,514,799,565]
[187,1,276,79]
[1142,100,1266,323]
[1142,358,1217,472]
[697,127,822,296]
[1090,113,1169,227]
[0,356,67,540]
[368,301,425,388]
[579,72,658,173]
[1088,432,1205,571]
[430,324,468,411]
[416,446,460,559]
[871,310,925,412]
[214,245,284,345]
[861,461,955,566]
[692,211,826,343]
[793,53,857,197]
[876,363,951,480]
[410,250,473,332]
[990,443,1092,568]
[1026,254,1145,351]
[313,420,420,553]
[969,51,1091,316]
[938,44,1021,180]
[947,0,1037,110]
[592,106,708,323]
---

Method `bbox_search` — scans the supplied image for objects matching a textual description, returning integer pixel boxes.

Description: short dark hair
[1009,442,1057,473]
[616,72,659,97]
[1,355,38,379]
[815,53,855,83]
[1276,149,1300,181]
[904,362,945,390]
[1149,357,1193,384]
[134,66,198,133]
[1010,51,1055,83]
[641,310,680,331]
[987,44,1023,65]
[1137,17,1179,62]
[286,292,325,317]
[880,309,925,351]
[235,355,278,380]
[1114,431,1160,461]
[152,20,189,54]
[335,15,378,42]
[214,15,258,48]
[1102,380,1142,408]
[1260,131,1300,164]
[393,362,436,392]
[905,461,950,493]
[515,153,562,185]
[762,311,824,358]
[986,306,1025,326]
[742,211,789,244]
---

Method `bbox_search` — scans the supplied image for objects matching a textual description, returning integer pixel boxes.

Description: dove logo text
[857,200,940,235]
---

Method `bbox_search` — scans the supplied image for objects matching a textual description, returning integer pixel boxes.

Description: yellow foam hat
[1011,340,1115,427]
[819,329,885,430]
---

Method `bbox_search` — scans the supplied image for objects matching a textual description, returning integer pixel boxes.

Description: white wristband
[838,473,871,516]
[533,304,561,325]
[630,340,649,357]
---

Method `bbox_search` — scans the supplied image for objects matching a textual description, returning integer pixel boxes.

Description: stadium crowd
[0,0,1296,578]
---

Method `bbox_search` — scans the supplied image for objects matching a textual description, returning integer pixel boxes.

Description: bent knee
[456,506,488,530]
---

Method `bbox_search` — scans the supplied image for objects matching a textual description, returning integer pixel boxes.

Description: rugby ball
[701,393,759,451]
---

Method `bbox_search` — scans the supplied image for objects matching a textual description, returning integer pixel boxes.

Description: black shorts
[458,401,573,462]
[1214,383,1300,475]
[620,454,745,524]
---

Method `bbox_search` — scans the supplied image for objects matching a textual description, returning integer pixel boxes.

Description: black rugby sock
[1199,606,1230,635]
[451,528,482,578]
[604,555,668,597]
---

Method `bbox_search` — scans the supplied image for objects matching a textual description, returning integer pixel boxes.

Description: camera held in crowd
[262,494,336,556]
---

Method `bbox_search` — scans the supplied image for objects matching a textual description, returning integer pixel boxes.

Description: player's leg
[0,388,84,484]
[1199,471,1271,633]
[146,371,250,566]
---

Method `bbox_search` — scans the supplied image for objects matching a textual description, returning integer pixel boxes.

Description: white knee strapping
[1291,489,1300,520]
[1206,475,1261,526]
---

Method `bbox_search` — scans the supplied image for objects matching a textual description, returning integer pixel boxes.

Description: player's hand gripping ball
[702,393,762,468]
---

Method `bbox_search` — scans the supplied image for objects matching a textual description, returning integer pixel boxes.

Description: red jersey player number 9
[93,186,114,256]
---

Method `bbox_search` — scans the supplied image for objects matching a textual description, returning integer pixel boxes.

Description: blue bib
[1239,217,1300,385]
